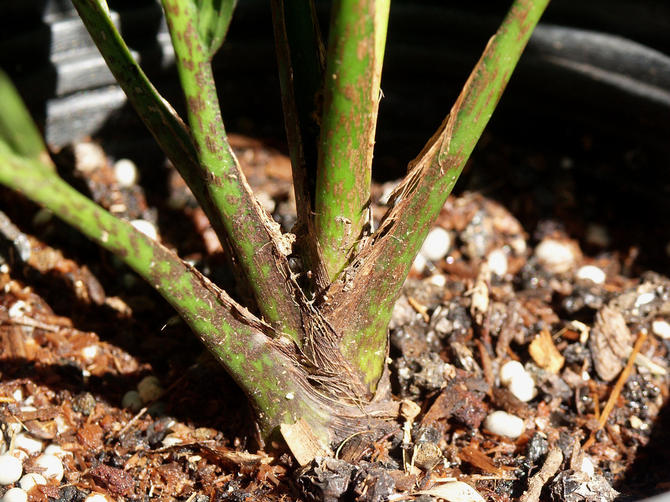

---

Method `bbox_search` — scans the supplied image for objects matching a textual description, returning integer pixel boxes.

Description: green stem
[161,0,305,341]
[324,0,550,391]
[71,0,216,236]
[314,0,390,282]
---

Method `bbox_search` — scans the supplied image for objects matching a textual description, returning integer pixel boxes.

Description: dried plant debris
[1,138,670,501]
[590,306,633,382]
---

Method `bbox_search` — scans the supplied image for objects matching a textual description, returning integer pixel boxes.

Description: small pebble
[484,411,525,439]
[420,227,451,261]
[652,320,670,340]
[137,376,163,403]
[122,390,144,412]
[34,454,64,482]
[487,249,508,277]
[113,158,139,187]
[13,433,44,455]
[43,445,72,458]
[499,360,525,386]
[576,265,606,284]
[535,238,577,274]
[1,488,27,502]
[0,453,23,485]
[19,472,47,491]
[130,220,158,240]
[32,208,53,226]
[85,494,110,502]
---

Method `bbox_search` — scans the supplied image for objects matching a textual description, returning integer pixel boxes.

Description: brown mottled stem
[313,0,390,282]
[161,0,304,341]
[270,0,330,289]
[324,0,550,391]
[0,143,397,446]
[71,0,231,250]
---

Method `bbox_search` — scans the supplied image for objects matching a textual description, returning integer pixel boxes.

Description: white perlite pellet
[412,253,427,274]
[19,473,47,491]
[43,445,72,458]
[34,454,64,482]
[113,159,139,187]
[499,360,524,386]
[499,360,536,402]
[80,345,99,362]
[85,494,110,502]
[535,238,577,274]
[576,265,606,284]
[635,292,655,307]
[2,488,27,502]
[130,220,158,241]
[420,227,451,261]
[580,456,595,477]
[508,371,537,402]
[487,249,508,277]
[483,410,525,439]
[428,274,447,288]
[0,454,23,485]
[13,433,44,455]
[652,320,670,340]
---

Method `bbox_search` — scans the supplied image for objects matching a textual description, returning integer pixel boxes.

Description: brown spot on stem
[205,135,218,154]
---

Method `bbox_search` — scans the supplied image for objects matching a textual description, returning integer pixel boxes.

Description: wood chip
[458,445,509,475]
[529,329,564,374]
[520,447,563,502]
[280,419,332,467]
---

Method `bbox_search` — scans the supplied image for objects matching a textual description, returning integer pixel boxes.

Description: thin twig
[407,296,430,323]
[113,407,148,440]
[583,331,647,449]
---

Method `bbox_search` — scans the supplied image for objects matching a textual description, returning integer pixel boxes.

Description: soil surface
[0,135,669,501]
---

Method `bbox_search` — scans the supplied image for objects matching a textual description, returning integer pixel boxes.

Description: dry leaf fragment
[589,306,632,382]
[417,481,485,502]
[529,330,565,374]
